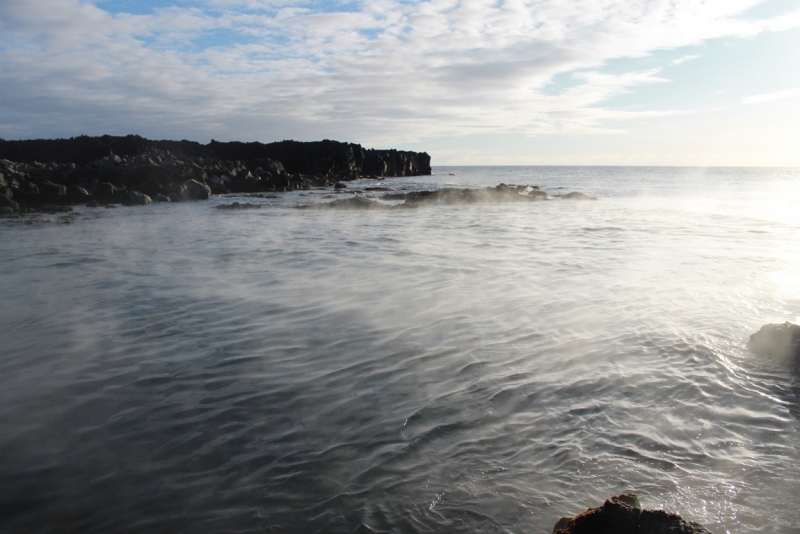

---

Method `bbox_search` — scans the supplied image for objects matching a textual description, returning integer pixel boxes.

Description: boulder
[67,185,92,203]
[40,181,66,201]
[0,172,5,187]
[180,179,211,201]
[94,182,118,201]
[0,206,16,217]
[0,193,19,213]
[120,190,152,206]
[553,494,711,534]
[334,182,348,189]
[748,322,800,362]
[153,193,171,203]
[16,179,39,194]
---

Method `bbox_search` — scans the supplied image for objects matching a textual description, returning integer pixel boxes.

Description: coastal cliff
[0,135,431,213]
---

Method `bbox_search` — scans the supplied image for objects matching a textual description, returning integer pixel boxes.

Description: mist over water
[1,166,799,533]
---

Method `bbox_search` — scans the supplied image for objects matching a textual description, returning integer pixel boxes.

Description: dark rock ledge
[0,135,431,214]
[553,493,712,534]
[300,184,596,210]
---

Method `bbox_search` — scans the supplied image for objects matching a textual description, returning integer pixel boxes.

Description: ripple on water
[1,168,800,532]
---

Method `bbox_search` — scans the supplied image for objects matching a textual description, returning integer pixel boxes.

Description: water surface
[1,166,799,533]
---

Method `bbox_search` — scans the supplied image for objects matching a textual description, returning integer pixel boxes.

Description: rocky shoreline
[553,494,712,533]
[0,135,431,215]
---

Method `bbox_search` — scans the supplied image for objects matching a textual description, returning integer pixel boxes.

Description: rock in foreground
[553,494,711,534]
[748,322,800,362]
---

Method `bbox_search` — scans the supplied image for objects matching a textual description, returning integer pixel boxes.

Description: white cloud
[742,87,800,105]
[0,0,792,147]
[671,54,699,65]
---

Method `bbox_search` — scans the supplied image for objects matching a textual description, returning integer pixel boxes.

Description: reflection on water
[1,167,799,533]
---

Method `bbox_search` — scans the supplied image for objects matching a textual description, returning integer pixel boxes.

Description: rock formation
[0,135,431,212]
[553,493,712,534]
[748,322,800,363]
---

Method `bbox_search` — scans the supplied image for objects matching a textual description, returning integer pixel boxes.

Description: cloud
[0,0,793,146]
[671,54,699,65]
[742,87,800,105]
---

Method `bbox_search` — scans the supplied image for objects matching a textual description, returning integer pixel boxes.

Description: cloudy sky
[1,0,798,165]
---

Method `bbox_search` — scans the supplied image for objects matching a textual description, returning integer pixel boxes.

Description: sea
[1,166,799,534]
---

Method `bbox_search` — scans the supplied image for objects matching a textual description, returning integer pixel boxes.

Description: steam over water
[1,167,799,533]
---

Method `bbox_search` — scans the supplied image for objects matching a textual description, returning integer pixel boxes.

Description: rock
[0,172,5,187]
[40,181,66,200]
[748,322,800,362]
[16,179,39,194]
[66,185,92,203]
[305,197,389,210]
[553,493,711,534]
[153,193,171,203]
[381,185,549,206]
[120,190,152,206]
[558,191,596,200]
[0,194,19,213]
[180,179,211,201]
[0,206,17,217]
[94,182,118,201]
[86,199,100,208]
[216,202,261,210]
[334,182,348,189]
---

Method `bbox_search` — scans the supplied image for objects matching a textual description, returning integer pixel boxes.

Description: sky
[0,0,799,165]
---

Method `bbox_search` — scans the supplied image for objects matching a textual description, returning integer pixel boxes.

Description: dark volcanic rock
[557,191,596,200]
[363,148,431,176]
[382,184,548,206]
[94,182,118,201]
[748,322,800,362]
[305,197,389,210]
[180,179,211,201]
[67,185,92,203]
[0,135,433,212]
[120,190,153,206]
[40,181,66,201]
[553,494,711,534]
[0,193,19,213]
[153,193,171,203]
[216,202,261,210]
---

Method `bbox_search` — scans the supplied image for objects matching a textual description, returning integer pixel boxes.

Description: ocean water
[1,166,799,534]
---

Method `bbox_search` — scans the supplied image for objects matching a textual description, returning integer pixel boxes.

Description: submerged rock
[216,202,261,210]
[557,191,596,200]
[305,196,389,210]
[748,322,800,363]
[553,493,711,534]
[382,184,548,206]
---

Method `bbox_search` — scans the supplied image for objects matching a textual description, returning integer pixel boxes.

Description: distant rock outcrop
[300,184,596,210]
[0,135,431,212]
[553,494,711,534]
